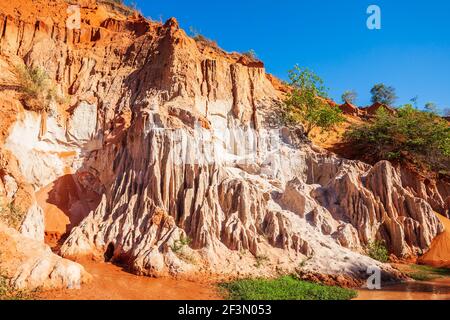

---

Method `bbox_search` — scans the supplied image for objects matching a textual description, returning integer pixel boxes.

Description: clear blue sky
[129,0,450,111]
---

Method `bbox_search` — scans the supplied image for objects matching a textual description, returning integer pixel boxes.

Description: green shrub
[0,274,35,300]
[0,203,25,230]
[14,64,65,113]
[345,105,450,174]
[407,264,450,281]
[366,240,389,263]
[370,83,397,105]
[170,235,192,253]
[0,254,34,300]
[283,65,345,136]
[407,272,436,281]
[219,276,357,300]
[95,0,136,16]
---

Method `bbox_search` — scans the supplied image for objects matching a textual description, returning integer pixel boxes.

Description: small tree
[283,65,345,136]
[370,83,397,106]
[341,90,357,104]
[242,49,257,60]
[424,102,438,114]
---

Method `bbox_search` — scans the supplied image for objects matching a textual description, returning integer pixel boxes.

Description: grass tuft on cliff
[0,274,34,300]
[366,240,389,263]
[0,256,34,300]
[219,276,357,300]
[0,203,25,230]
[14,64,65,113]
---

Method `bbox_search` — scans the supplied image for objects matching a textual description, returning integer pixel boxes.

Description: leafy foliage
[170,235,192,253]
[407,264,450,281]
[283,65,345,136]
[0,203,25,230]
[424,102,438,114]
[345,105,450,174]
[370,83,397,106]
[0,253,34,300]
[15,64,65,113]
[341,90,357,104]
[220,276,357,300]
[0,274,34,300]
[366,240,389,263]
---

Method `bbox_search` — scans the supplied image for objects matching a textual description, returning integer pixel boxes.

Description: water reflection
[356,279,450,300]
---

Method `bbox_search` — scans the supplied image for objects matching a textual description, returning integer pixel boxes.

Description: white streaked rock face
[4,104,101,190]
[59,116,441,281]
[19,202,45,242]
[0,222,91,290]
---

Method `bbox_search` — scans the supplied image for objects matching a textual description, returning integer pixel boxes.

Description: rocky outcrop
[0,0,447,288]
[0,222,91,290]
[59,114,440,280]
[338,101,362,117]
[19,202,45,242]
[312,160,443,257]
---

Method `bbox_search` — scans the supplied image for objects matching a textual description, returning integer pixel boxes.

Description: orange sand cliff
[419,213,450,268]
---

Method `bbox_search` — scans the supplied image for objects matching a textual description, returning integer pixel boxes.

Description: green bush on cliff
[366,240,389,263]
[283,65,345,137]
[14,64,63,113]
[220,276,357,300]
[346,105,450,174]
[0,203,25,230]
[0,274,34,300]
[407,265,450,281]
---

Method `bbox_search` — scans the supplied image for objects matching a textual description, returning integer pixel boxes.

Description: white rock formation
[19,203,45,242]
[0,2,446,288]
[59,115,439,281]
[0,223,91,290]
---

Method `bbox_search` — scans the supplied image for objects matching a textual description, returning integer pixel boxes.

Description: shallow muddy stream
[38,259,450,300]
[38,260,222,300]
[355,277,450,300]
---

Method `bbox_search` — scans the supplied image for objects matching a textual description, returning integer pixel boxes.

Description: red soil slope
[419,214,450,268]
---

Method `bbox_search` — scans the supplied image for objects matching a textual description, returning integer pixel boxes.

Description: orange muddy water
[37,260,222,300]
[355,277,450,300]
[37,259,449,300]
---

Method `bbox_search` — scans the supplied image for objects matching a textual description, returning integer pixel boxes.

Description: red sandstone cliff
[0,0,447,290]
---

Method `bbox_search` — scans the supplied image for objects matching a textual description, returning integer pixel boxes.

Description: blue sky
[129,0,450,111]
